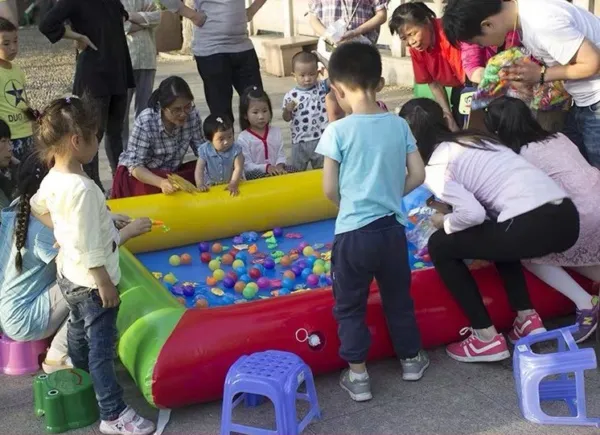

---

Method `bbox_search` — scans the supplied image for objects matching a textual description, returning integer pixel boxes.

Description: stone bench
[263,36,319,77]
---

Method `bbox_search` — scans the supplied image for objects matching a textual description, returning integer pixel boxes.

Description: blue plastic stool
[513,325,600,427]
[220,350,321,435]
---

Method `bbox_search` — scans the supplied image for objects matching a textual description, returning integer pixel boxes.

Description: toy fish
[233,244,249,251]
[248,244,258,254]
[211,288,224,296]
[182,281,198,288]
[289,248,299,256]
[253,252,267,259]
[262,231,274,238]
[270,279,282,288]
[325,243,333,250]
[322,251,332,261]
[285,233,302,239]
[271,250,285,258]
[233,236,244,245]
[313,243,325,250]
[152,272,163,280]
[270,290,280,297]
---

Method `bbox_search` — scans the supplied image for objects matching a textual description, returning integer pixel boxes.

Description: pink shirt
[460,31,521,79]
[425,141,567,234]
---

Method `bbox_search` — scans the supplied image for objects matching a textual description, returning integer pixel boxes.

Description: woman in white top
[400,98,579,364]
[485,96,600,343]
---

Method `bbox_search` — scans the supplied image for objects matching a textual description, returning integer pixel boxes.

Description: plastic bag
[406,206,437,258]
[471,47,571,112]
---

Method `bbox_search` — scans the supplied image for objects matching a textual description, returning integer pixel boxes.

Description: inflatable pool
[107,170,589,409]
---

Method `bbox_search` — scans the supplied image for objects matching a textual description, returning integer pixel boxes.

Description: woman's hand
[226,182,240,196]
[444,112,460,132]
[160,178,178,195]
[266,165,280,176]
[431,212,445,230]
[276,164,287,175]
[74,33,98,51]
[111,213,131,230]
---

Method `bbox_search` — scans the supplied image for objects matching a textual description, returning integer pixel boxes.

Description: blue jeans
[58,275,126,421]
[563,103,600,167]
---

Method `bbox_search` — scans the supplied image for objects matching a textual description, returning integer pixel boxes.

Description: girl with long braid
[0,153,70,373]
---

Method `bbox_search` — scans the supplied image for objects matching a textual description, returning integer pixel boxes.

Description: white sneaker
[42,356,73,374]
[99,407,155,435]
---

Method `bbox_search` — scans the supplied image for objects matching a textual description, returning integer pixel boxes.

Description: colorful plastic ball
[221,254,234,265]
[213,269,226,281]
[297,260,307,269]
[298,241,309,251]
[200,252,212,264]
[306,255,317,267]
[249,268,262,280]
[206,276,218,286]
[263,258,276,270]
[291,265,303,277]
[313,264,325,275]
[169,255,181,267]
[195,298,209,308]
[306,274,319,287]
[223,277,235,289]
[212,243,223,254]
[180,253,192,265]
[229,248,240,257]
[163,273,178,285]
[243,285,258,300]
[235,251,248,262]
[273,227,284,237]
[182,284,195,297]
[278,288,291,296]
[232,259,245,269]
[314,259,325,268]
[301,268,312,280]
[170,285,183,296]
[226,271,238,281]
[325,276,333,286]
[198,242,210,253]
[234,281,246,293]
[282,277,295,289]
[280,255,292,267]
[422,254,431,263]
[240,274,252,283]
[257,277,271,290]
[235,266,247,277]
[208,259,221,271]
[283,270,296,280]
[325,261,331,272]
[302,246,314,257]
[254,264,265,274]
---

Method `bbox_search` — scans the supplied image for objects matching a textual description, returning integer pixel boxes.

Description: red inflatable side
[151,266,590,408]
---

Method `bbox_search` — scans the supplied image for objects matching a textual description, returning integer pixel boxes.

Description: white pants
[41,283,69,358]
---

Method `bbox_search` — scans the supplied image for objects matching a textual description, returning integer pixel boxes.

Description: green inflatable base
[34,369,99,434]
[413,83,453,99]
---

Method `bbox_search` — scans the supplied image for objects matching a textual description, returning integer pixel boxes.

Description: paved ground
[3,28,600,435]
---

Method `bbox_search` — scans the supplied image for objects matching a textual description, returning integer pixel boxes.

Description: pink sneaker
[507,312,547,344]
[446,328,511,363]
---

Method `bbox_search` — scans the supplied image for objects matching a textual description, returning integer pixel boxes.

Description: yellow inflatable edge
[106,170,338,254]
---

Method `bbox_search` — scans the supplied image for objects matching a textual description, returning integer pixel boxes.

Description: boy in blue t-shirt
[315,42,429,402]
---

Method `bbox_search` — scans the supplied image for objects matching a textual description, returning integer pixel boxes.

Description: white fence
[249,0,598,57]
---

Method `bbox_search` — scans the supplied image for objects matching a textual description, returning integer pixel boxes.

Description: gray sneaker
[400,350,430,381]
[339,369,373,402]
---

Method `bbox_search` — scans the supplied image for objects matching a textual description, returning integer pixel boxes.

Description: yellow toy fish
[262,231,274,238]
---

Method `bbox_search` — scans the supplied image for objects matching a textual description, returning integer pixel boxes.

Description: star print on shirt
[5,79,27,108]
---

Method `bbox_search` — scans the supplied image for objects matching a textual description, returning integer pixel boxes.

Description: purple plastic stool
[221,350,321,435]
[0,334,48,375]
[513,325,600,427]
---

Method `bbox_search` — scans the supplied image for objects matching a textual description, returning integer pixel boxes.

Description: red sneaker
[507,312,547,344]
[446,328,511,363]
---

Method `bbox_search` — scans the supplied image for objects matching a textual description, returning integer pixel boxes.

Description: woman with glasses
[111,76,204,198]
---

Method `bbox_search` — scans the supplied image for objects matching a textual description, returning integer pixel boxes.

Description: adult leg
[291,142,310,171]
[103,94,127,174]
[562,106,589,163]
[122,72,138,150]
[134,69,156,116]
[195,53,235,122]
[86,96,110,190]
[579,104,600,167]
[231,48,263,100]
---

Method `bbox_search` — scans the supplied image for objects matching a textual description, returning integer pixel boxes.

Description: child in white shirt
[30,96,155,435]
[282,51,328,171]
[237,86,295,179]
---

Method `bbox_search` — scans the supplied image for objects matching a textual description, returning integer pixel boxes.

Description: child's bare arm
[404,151,426,196]
[230,154,244,186]
[322,157,340,206]
[194,158,208,191]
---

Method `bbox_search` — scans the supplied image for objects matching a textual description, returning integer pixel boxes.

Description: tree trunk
[180,0,194,55]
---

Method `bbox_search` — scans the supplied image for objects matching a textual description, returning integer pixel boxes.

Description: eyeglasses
[166,102,195,117]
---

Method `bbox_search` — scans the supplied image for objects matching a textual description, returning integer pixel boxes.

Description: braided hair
[13,152,49,273]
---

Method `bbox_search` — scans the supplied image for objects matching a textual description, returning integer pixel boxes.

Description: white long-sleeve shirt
[30,170,121,288]
[425,141,567,234]
[238,126,287,174]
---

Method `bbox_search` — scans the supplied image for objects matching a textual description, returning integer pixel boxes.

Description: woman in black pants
[400,98,579,363]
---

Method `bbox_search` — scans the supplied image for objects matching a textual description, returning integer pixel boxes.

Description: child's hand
[111,213,131,230]
[266,165,280,176]
[431,213,445,230]
[98,283,120,308]
[160,179,178,195]
[124,218,152,238]
[197,184,209,192]
[226,182,239,196]
[285,101,297,113]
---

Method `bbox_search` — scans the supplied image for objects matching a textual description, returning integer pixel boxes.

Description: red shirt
[410,19,465,87]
